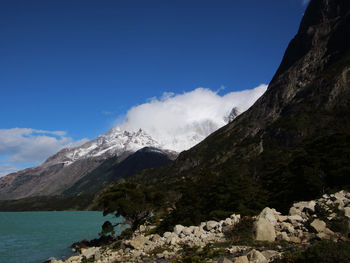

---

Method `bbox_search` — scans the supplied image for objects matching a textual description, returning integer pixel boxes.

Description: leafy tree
[98,182,165,234]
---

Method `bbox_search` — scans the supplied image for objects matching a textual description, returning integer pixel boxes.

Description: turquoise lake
[0,211,121,263]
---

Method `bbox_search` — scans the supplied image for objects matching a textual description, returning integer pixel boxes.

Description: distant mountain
[0,128,168,200]
[62,147,176,196]
[131,0,350,226]
[0,101,245,201]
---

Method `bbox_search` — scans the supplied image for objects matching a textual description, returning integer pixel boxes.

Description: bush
[224,216,254,244]
[98,182,166,233]
[275,240,350,263]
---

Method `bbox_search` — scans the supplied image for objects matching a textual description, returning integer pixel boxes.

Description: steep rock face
[0,129,165,200]
[135,0,350,218]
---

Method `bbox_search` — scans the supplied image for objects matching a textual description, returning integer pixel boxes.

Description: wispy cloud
[0,128,88,176]
[118,84,267,151]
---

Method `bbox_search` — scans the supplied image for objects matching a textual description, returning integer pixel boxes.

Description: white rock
[173,224,185,235]
[81,247,99,259]
[182,227,193,236]
[163,232,172,238]
[206,220,218,231]
[224,218,233,226]
[253,218,276,242]
[259,207,278,226]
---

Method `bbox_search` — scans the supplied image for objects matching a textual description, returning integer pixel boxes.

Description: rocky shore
[50,190,350,263]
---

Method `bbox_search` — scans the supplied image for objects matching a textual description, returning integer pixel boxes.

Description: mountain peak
[43,128,160,167]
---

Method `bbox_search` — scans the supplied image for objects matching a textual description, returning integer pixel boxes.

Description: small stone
[310,219,326,233]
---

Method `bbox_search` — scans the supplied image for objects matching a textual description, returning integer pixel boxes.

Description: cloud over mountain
[119,84,267,151]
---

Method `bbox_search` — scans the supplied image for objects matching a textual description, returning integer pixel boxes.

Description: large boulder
[253,218,276,242]
[258,207,278,226]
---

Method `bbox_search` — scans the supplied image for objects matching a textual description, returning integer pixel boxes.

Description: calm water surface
[0,211,121,263]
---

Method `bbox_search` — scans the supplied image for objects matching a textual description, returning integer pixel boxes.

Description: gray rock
[253,218,276,242]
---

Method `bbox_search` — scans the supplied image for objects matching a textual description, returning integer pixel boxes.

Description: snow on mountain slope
[43,128,160,167]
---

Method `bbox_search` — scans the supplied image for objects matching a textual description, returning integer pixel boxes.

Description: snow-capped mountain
[43,128,160,167]
[0,106,241,200]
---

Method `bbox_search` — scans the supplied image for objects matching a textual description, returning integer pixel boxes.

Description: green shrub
[224,216,254,244]
[275,240,350,263]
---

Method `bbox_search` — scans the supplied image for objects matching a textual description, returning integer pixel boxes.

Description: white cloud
[0,128,88,175]
[118,84,267,151]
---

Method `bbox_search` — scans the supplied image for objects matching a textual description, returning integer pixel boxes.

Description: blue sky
[0,0,309,175]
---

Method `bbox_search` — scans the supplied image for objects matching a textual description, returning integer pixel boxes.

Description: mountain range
[0,107,240,200]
